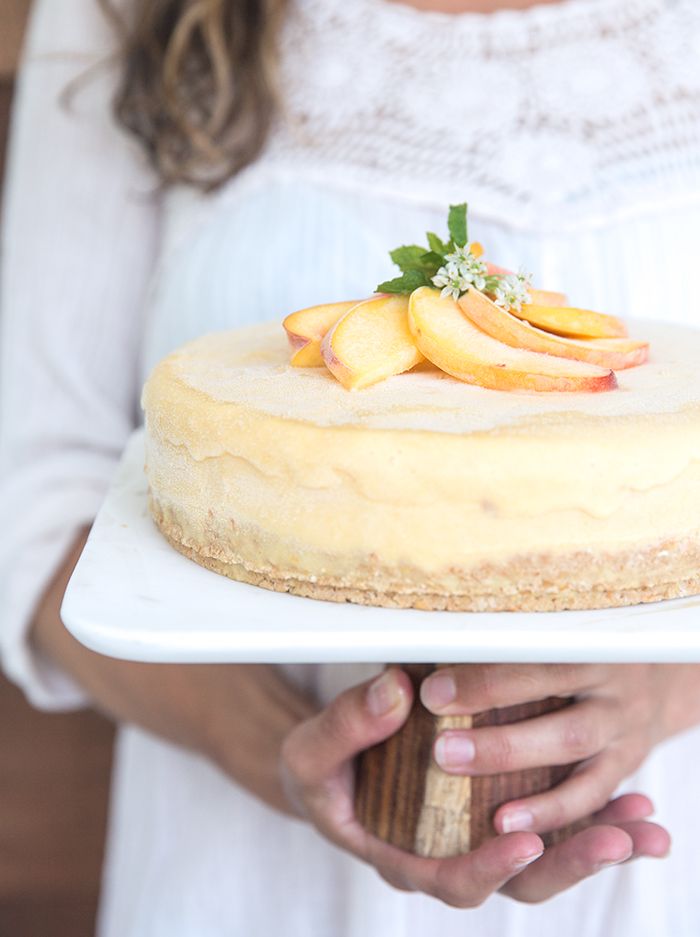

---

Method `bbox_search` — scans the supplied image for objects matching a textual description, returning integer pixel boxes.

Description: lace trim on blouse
[254,0,700,232]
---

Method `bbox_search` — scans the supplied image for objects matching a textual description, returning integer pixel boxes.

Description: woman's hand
[420,663,695,845]
[280,667,670,907]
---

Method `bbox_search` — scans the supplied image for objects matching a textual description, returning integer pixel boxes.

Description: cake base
[153,502,700,613]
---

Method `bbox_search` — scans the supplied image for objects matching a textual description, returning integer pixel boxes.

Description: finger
[431,834,544,908]
[611,820,671,859]
[433,697,611,775]
[494,750,631,834]
[367,831,545,908]
[341,805,667,904]
[377,867,417,893]
[500,825,633,903]
[280,667,413,791]
[593,792,654,824]
[420,663,606,715]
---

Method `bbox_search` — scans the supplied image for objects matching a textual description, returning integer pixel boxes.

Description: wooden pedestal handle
[355,664,584,858]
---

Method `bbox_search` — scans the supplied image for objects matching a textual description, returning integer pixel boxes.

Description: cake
[142,204,700,613]
[142,315,700,612]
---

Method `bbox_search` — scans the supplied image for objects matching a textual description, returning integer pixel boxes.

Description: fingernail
[421,672,456,711]
[367,671,402,717]
[595,855,630,872]
[514,849,544,868]
[501,807,535,833]
[434,733,475,769]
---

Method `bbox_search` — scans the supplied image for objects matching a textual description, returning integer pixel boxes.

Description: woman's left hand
[420,664,700,839]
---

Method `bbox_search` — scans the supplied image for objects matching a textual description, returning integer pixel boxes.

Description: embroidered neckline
[261,0,700,232]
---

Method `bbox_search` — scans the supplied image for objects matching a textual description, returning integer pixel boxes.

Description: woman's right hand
[280,667,670,907]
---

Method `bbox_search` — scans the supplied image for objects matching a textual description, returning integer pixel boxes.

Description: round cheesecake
[142,321,700,611]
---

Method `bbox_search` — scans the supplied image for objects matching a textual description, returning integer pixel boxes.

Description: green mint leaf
[380,201,472,293]
[389,246,444,280]
[447,203,468,248]
[376,269,431,294]
[389,245,431,272]
[426,231,448,255]
[420,250,445,274]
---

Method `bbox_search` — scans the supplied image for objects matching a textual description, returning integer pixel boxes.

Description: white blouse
[3,1,700,934]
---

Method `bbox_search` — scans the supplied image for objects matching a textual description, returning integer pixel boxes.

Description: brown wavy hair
[100,0,287,188]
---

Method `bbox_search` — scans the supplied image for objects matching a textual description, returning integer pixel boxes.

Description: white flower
[431,243,488,299]
[449,244,476,264]
[432,266,470,301]
[492,271,532,313]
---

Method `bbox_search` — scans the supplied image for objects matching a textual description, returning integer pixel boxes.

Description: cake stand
[61,430,700,856]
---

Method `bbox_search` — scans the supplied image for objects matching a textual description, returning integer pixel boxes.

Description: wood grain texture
[414,712,473,856]
[355,665,585,857]
[355,665,435,852]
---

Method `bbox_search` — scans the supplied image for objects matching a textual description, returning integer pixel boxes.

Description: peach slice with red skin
[284,300,361,366]
[458,288,647,370]
[513,302,628,340]
[321,294,424,390]
[408,288,617,393]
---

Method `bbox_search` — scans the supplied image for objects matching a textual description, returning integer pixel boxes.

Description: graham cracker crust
[152,501,700,612]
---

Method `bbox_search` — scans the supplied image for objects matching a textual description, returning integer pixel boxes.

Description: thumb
[282,667,413,788]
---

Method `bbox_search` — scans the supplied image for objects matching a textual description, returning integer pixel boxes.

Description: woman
[1,0,699,933]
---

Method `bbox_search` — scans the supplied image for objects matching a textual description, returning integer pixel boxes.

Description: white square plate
[61,430,700,664]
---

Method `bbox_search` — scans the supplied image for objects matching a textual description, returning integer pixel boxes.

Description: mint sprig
[377,268,433,294]
[389,245,431,270]
[375,202,533,310]
[376,203,471,294]
[426,231,448,255]
[447,203,468,248]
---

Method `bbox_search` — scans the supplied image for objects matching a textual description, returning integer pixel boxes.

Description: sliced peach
[486,262,512,277]
[583,337,650,366]
[408,288,616,393]
[513,302,627,339]
[527,289,569,308]
[321,294,424,390]
[459,288,646,370]
[284,300,361,366]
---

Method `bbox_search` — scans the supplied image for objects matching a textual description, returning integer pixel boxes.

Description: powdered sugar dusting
[164,322,700,434]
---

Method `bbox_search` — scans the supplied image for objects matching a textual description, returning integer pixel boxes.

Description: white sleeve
[0,0,160,708]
